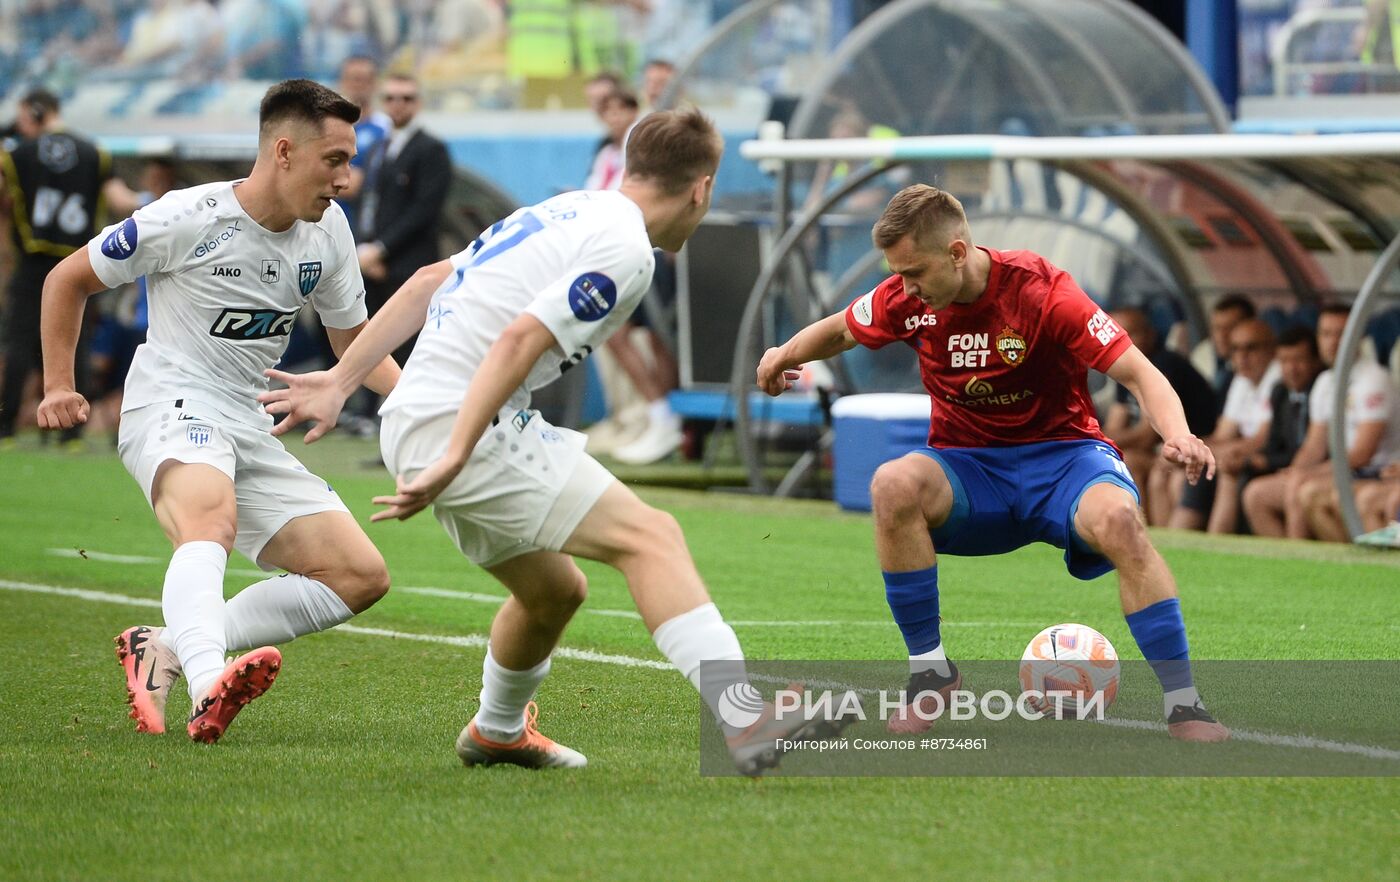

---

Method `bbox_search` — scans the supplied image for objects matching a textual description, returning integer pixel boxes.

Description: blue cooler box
[830,394,932,511]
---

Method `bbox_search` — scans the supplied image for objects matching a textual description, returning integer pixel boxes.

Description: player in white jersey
[37,80,401,743]
[262,109,852,774]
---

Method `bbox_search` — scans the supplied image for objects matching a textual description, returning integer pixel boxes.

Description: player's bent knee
[1084,500,1147,556]
[870,460,927,521]
[332,553,391,613]
[165,517,237,552]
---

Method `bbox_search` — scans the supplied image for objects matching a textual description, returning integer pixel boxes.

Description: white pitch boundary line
[38,549,1036,628]
[3,578,1398,764]
[46,548,265,578]
[400,586,1040,629]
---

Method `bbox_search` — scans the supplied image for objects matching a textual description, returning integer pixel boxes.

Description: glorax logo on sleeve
[209,308,298,339]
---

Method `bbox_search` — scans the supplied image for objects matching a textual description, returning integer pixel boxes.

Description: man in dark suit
[355,73,451,367]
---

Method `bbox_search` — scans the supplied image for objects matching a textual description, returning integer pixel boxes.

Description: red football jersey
[844,247,1131,448]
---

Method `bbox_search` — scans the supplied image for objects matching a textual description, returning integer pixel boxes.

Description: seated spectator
[1244,303,1400,539]
[641,57,676,109]
[1191,293,1257,413]
[1161,318,1280,531]
[1353,463,1400,546]
[585,89,638,191]
[1207,326,1321,534]
[1103,307,1218,523]
[220,0,306,80]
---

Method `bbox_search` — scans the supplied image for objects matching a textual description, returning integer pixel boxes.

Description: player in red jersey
[758,185,1228,742]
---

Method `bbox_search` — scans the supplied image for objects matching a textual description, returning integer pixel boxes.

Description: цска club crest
[996,326,1027,366]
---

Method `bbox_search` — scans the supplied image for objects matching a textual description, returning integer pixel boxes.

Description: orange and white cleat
[1166,702,1230,743]
[886,663,962,735]
[115,626,183,734]
[455,702,587,769]
[186,647,281,744]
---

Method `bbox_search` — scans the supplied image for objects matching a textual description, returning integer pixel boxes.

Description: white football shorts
[380,408,615,567]
[117,399,350,569]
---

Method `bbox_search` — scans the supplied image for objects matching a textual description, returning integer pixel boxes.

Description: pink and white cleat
[115,626,182,734]
[1166,702,1230,743]
[187,647,281,744]
[886,663,962,735]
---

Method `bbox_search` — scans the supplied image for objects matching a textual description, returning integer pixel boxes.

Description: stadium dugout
[732,131,1400,541]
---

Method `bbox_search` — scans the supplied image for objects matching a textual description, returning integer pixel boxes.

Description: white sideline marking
[401,587,1036,629]
[43,548,1046,630]
[6,578,1398,764]
[46,548,265,578]
[1098,717,1400,762]
[0,579,162,609]
[0,579,670,671]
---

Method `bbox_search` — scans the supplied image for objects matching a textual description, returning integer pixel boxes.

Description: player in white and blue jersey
[37,80,402,744]
[262,109,854,775]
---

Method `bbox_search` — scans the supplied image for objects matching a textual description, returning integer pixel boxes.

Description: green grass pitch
[2,437,1398,880]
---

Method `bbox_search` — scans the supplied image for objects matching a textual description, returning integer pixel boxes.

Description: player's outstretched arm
[37,249,108,430]
[326,324,400,396]
[371,313,557,522]
[260,259,453,440]
[1107,345,1216,483]
[756,311,857,396]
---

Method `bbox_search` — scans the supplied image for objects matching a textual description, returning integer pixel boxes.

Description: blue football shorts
[914,439,1140,580]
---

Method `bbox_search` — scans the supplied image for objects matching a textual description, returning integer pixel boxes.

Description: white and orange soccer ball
[1019,623,1120,719]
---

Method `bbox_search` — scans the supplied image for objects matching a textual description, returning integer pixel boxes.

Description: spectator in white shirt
[1245,304,1400,539]
[1167,319,1279,531]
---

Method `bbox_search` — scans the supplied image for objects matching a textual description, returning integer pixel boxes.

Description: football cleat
[187,647,281,744]
[726,684,862,777]
[456,702,587,769]
[115,626,183,734]
[1166,701,1230,743]
[886,663,963,735]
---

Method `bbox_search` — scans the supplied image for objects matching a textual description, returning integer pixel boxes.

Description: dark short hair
[1277,325,1319,357]
[21,87,60,120]
[601,89,640,112]
[644,59,676,71]
[259,79,359,141]
[1212,293,1256,319]
[624,107,723,195]
[1319,301,1352,322]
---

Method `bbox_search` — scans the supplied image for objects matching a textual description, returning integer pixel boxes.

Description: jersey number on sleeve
[464,211,544,267]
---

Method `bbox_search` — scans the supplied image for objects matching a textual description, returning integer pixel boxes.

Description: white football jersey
[1309,358,1400,468]
[381,189,655,422]
[88,180,367,426]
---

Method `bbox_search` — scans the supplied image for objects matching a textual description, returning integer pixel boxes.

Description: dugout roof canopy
[666,0,1230,138]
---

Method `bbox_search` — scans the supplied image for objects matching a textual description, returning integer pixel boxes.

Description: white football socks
[475,648,551,742]
[1163,686,1202,718]
[162,541,229,703]
[223,573,353,651]
[652,602,751,737]
[909,643,952,678]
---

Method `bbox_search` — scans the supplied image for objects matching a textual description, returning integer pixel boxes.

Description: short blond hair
[872,184,969,250]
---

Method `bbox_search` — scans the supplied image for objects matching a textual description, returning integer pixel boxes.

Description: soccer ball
[1019,623,1120,719]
